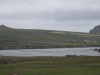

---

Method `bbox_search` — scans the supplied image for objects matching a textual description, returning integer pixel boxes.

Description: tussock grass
[0,56,100,75]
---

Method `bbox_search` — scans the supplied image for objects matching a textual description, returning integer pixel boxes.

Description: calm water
[0,47,100,57]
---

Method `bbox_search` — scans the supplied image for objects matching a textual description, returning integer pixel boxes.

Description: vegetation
[0,56,100,75]
[0,25,100,75]
[0,25,100,47]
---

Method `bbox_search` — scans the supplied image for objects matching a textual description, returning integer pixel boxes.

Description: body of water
[0,47,100,57]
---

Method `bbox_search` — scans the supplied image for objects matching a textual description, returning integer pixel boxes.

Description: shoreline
[0,55,100,57]
[0,45,99,50]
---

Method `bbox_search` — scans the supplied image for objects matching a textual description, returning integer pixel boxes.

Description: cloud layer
[0,0,100,32]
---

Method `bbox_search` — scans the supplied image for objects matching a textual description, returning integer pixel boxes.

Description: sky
[0,0,100,32]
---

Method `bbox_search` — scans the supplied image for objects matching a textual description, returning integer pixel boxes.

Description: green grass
[0,56,100,75]
[0,25,100,46]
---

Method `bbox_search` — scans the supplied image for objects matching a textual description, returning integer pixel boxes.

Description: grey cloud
[52,9,100,21]
[0,9,100,21]
[0,0,100,22]
[0,0,36,5]
[0,0,100,32]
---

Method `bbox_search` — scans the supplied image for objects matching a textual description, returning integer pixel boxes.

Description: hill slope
[0,25,100,47]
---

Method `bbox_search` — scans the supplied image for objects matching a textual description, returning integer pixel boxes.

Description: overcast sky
[0,0,100,32]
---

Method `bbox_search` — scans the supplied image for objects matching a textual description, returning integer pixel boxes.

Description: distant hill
[0,24,100,47]
[89,25,100,34]
[0,24,11,29]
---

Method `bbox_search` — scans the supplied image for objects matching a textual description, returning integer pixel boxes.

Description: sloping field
[0,25,100,46]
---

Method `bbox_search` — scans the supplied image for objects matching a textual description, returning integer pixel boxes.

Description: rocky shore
[0,45,100,50]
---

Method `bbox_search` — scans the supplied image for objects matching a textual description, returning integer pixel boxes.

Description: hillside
[89,25,100,34]
[0,25,100,48]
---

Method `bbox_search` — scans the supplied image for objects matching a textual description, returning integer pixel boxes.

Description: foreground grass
[0,56,100,75]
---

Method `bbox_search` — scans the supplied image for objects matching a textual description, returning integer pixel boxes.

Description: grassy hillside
[0,25,100,46]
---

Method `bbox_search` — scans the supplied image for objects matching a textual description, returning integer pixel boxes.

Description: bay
[0,47,100,57]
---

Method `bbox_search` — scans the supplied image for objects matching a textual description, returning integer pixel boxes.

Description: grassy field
[0,56,100,75]
[0,25,100,75]
[0,25,100,46]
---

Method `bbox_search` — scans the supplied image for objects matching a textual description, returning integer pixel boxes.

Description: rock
[0,59,9,65]
[89,25,100,34]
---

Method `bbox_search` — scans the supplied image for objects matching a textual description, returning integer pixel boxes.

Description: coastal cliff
[89,25,100,34]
